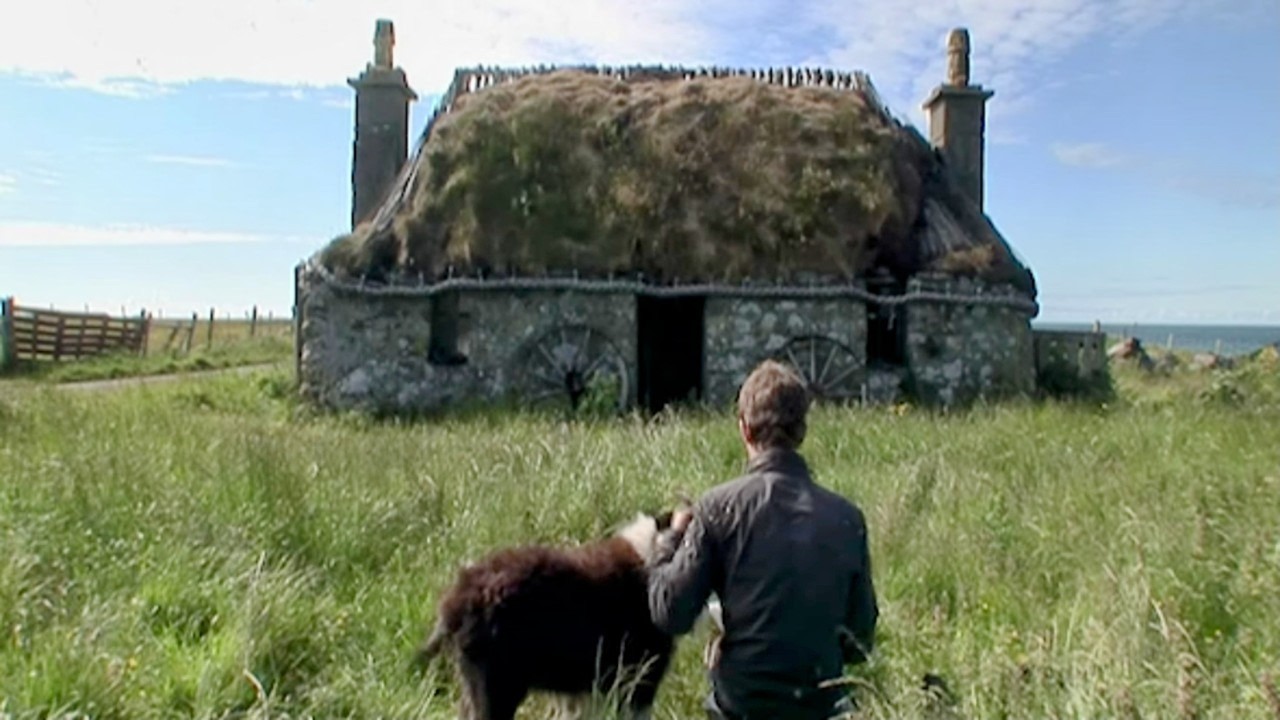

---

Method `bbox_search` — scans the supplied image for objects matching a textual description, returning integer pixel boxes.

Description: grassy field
[144,317,293,353]
[0,359,1277,718]
[0,320,293,384]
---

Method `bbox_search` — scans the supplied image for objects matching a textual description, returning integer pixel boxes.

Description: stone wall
[1032,329,1109,398]
[297,263,1044,413]
[903,276,1035,406]
[704,296,867,407]
[295,263,635,413]
[455,289,637,407]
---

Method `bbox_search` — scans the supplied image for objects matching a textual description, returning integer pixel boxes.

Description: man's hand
[649,506,694,569]
[671,508,693,534]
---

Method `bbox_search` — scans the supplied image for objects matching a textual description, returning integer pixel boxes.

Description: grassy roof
[321,69,1034,295]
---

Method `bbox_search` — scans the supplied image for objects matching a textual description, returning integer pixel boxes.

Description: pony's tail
[411,619,450,672]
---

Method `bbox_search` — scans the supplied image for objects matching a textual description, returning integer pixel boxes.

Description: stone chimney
[348,19,417,229]
[922,28,994,209]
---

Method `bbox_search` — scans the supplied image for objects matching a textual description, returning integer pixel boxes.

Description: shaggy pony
[414,513,679,720]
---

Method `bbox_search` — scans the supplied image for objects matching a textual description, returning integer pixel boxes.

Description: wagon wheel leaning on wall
[772,335,863,403]
[515,324,630,413]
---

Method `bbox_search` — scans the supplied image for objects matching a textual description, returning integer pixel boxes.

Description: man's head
[736,360,811,455]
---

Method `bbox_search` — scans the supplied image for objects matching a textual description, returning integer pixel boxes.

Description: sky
[0,0,1277,325]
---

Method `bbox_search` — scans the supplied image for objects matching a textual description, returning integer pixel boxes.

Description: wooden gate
[1,297,149,368]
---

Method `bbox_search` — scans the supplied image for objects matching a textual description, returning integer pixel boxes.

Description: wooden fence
[0,297,149,368]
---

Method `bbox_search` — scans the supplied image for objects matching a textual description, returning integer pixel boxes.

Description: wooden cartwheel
[773,334,863,402]
[515,323,630,413]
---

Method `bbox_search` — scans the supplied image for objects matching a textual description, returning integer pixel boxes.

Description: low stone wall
[296,263,1043,413]
[295,263,635,413]
[1032,329,1109,397]
[903,276,1036,406]
[704,296,867,407]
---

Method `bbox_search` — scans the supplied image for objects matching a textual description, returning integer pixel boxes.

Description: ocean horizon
[1034,322,1280,357]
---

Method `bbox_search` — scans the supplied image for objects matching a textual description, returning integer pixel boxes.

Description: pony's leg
[457,657,529,720]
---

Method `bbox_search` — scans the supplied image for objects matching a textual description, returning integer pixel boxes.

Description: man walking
[648,360,878,719]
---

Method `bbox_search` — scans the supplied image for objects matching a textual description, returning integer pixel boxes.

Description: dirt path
[1,362,283,394]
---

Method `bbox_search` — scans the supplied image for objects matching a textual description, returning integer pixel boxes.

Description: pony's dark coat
[416,516,676,720]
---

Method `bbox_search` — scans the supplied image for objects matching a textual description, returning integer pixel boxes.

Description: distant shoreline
[1034,321,1279,356]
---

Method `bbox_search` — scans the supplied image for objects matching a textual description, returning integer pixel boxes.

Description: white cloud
[1159,164,1280,210]
[797,0,1225,125]
[1052,142,1129,168]
[0,168,62,192]
[0,221,310,247]
[225,85,353,109]
[145,154,235,168]
[49,75,172,99]
[28,168,62,187]
[0,0,1255,121]
[1048,141,1279,208]
[0,0,719,98]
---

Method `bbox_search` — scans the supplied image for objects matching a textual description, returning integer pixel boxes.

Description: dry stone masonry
[297,263,636,413]
[704,297,867,408]
[903,275,1036,406]
[296,260,1063,414]
[1033,329,1110,397]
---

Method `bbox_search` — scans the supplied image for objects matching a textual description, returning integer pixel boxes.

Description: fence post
[73,311,88,360]
[206,307,215,350]
[139,310,151,357]
[185,312,197,354]
[0,297,13,371]
[164,322,182,352]
[54,315,66,361]
[250,305,258,337]
[294,264,303,386]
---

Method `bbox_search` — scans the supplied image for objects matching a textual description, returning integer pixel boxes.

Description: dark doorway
[865,277,906,368]
[428,291,467,366]
[637,295,705,412]
[866,302,905,367]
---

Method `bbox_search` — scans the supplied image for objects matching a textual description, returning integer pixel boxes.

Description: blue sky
[1,0,1277,324]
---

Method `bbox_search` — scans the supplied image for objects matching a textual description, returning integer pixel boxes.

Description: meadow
[0,319,293,385]
[0,359,1277,718]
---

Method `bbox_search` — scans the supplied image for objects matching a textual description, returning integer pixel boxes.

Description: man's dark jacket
[647,447,878,719]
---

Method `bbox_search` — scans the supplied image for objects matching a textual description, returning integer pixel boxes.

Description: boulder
[1107,337,1143,359]
[1108,337,1153,371]
[1191,353,1232,371]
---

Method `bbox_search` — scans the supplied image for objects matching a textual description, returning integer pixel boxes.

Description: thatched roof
[321,65,1036,297]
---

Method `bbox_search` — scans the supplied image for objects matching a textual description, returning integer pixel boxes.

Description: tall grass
[0,366,1276,718]
[1,322,291,384]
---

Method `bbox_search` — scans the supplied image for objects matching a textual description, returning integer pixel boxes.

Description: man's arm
[647,507,717,636]
[841,515,878,665]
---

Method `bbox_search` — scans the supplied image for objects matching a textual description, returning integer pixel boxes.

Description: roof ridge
[438,64,884,113]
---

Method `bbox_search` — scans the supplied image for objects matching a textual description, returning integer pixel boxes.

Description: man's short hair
[737,360,810,450]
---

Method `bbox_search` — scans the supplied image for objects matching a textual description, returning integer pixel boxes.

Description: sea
[1034,322,1280,357]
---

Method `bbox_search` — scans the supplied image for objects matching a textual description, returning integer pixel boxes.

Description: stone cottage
[293,21,1106,414]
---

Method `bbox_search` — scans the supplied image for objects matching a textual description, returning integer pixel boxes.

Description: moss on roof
[321,69,1034,295]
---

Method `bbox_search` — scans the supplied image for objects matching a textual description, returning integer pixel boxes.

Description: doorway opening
[428,291,468,366]
[637,295,705,412]
[865,278,906,369]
